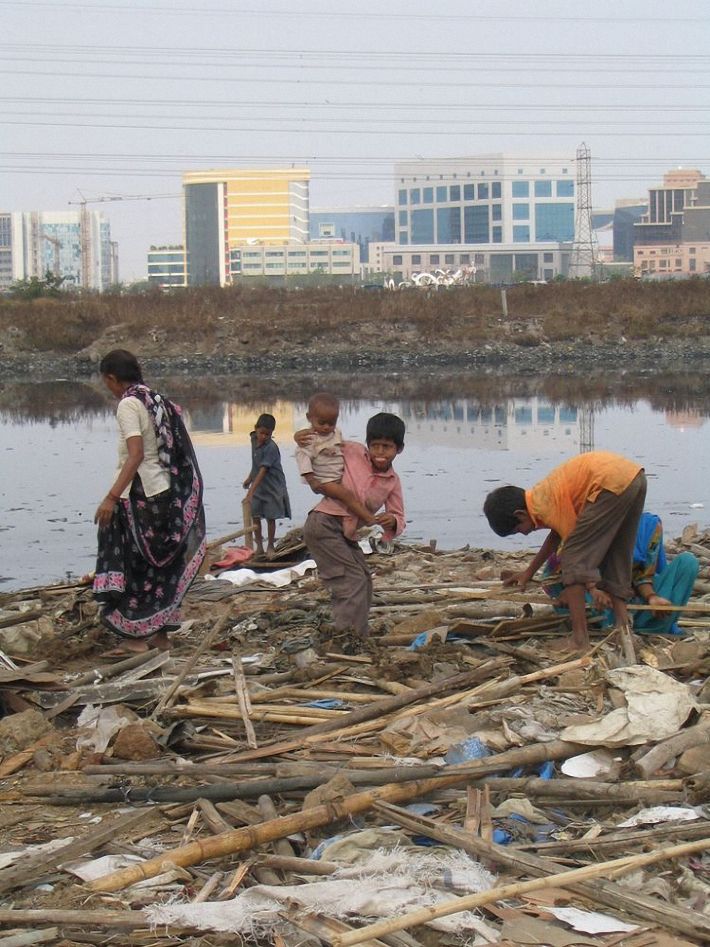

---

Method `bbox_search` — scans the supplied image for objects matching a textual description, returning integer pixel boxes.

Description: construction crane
[68,191,178,290]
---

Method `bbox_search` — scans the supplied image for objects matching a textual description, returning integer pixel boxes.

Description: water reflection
[400,398,580,452]
[4,369,710,427]
[2,370,710,590]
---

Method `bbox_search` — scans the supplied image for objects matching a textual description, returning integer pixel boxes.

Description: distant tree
[9,270,65,300]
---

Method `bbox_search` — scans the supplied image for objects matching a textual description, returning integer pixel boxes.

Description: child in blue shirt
[243,413,291,558]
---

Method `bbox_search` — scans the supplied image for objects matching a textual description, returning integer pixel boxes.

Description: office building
[309,206,394,263]
[386,154,575,281]
[0,210,115,291]
[634,169,710,277]
[183,168,310,286]
[229,241,360,281]
[147,245,187,289]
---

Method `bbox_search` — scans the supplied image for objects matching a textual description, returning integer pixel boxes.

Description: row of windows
[392,250,557,265]
[240,250,352,260]
[399,204,574,245]
[397,180,572,206]
[240,262,354,271]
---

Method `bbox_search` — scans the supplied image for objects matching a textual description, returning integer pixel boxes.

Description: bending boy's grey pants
[560,470,647,600]
[304,511,372,637]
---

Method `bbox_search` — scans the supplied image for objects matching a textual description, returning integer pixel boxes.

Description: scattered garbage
[0,531,709,945]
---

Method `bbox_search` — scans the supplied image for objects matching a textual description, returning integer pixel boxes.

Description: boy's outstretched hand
[375,512,397,531]
[501,567,534,589]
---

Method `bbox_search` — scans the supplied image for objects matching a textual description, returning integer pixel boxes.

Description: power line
[3,44,710,62]
[0,1,707,22]
[4,96,710,112]
[3,110,708,128]
[3,54,710,75]
[2,117,709,136]
[3,68,710,90]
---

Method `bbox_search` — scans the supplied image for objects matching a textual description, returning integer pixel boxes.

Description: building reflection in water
[665,410,706,432]
[399,398,579,451]
[185,401,297,446]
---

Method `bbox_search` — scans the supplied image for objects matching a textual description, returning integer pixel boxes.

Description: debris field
[0,526,709,947]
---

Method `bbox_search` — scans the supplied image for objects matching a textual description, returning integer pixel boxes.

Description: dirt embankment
[2,280,710,377]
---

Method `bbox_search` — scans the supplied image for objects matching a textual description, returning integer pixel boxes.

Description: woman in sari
[93,350,206,651]
[544,511,698,635]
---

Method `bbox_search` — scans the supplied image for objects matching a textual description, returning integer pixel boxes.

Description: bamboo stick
[242,499,254,551]
[233,655,257,749]
[635,719,710,779]
[372,802,710,942]
[151,610,231,719]
[0,910,155,931]
[88,739,583,892]
[221,661,509,762]
[332,837,710,947]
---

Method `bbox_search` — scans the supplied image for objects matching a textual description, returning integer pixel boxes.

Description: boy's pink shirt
[312,441,405,541]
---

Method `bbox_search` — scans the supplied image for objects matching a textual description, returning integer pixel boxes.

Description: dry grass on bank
[1,279,710,355]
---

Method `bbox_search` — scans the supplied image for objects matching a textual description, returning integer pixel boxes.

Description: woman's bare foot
[148,631,172,651]
[254,543,265,558]
[266,544,276,560]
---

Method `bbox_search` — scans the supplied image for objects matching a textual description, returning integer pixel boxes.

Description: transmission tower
[578,404,595,453]
[568,142,598,280]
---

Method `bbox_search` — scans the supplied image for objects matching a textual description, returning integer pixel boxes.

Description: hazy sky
[3,0,709,280]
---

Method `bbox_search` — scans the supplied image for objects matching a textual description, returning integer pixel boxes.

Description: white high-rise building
[0,209,117,291]
[383,153,576,281]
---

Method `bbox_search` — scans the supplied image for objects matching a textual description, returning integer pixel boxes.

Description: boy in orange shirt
[483,451,646,650]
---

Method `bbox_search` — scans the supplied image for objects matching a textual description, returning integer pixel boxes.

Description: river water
[2,369,710,590]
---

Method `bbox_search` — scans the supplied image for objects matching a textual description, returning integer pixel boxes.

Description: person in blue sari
[544,512,698,635]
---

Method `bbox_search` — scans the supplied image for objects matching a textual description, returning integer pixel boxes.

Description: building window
[478,183,489,200]
[463,184,475,201]
[464,205,489,243]
[535,203,575,242]
[492,181,501,199]
[423,187,433,203]
[460,253,470,263]
[513,225,530,243]
[690,258,697,271]
[399,232,408,245]
[492,226,502,243]
[410,188,420,204]
[539,168,546,174]
[491,204,502,221]
[517,168,523,174]
[675,258,682,267]
[430,254,440,265]
[436,186,447,201]
[513,203,529,220]
[535,180,552,198]
[398,189,407,205]
[512,181,529,198]
[450,185,461,201]
[411,209,435,243]
[543,252,554,262]
[445,254,455,265]
[474,253,485,264]
[556,180,574,197]
[690,247,696,254]
[412,254,421,265]
[393,255,403,265]
[437,207,461,243]
[398,210,407,226]
[544,268,554,280]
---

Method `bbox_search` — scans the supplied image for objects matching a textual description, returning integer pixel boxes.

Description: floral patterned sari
[93,384,206,638]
